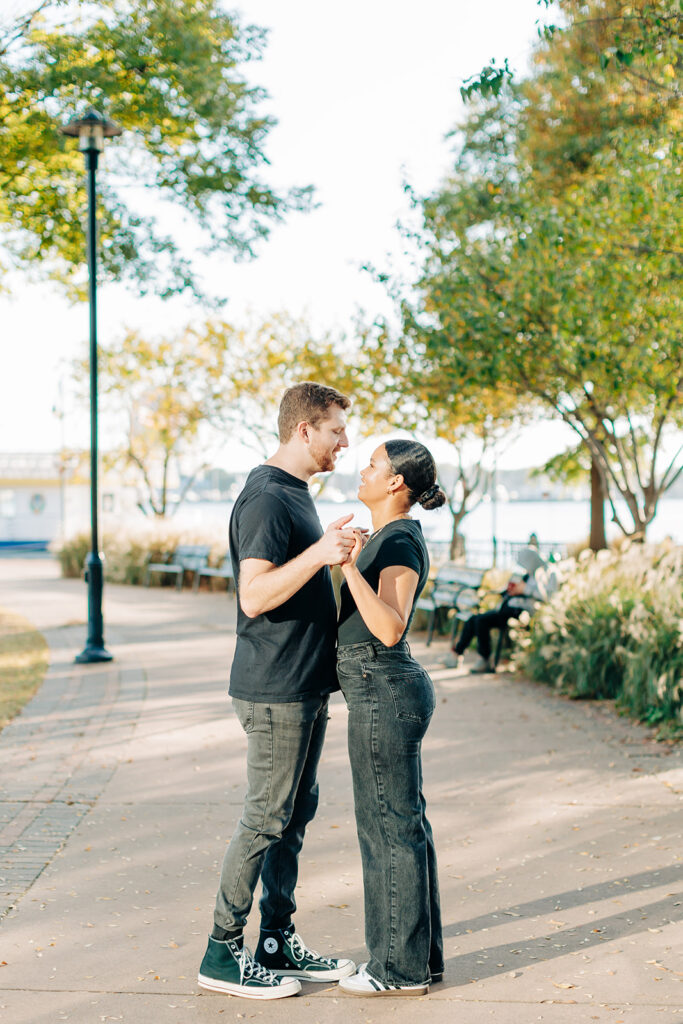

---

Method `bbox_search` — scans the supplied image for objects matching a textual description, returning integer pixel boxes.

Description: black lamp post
[61,109,121,664]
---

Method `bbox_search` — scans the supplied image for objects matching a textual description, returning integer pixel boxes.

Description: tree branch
[126,447,161,517]
[626,411,645,494]
[0,0,55,56]
[171,461,210,516]
[659,442,683,493]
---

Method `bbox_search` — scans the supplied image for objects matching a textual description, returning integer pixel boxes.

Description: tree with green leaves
[214,313,357,498]
[408,103,682,539]
[198,312,506,536]
[462,0,681,101]
[393,0,682,544]
[330,325,522,559]
[79,325,233,516]
[80,315,345,514]
[511,3,679,546]
[0,0,311,299]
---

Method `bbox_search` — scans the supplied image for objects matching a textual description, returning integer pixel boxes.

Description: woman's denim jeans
[214,695,329,934]
[337,640,444,986]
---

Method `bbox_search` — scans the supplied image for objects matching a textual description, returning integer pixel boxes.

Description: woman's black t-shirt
[337,519,429,645]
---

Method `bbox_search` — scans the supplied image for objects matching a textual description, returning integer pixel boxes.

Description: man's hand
[326,513,354,533]
[314,514,357,567]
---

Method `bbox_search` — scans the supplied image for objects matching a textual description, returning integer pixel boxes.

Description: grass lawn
[0,607,49,732]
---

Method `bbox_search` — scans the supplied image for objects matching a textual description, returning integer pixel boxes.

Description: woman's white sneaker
[339,963,428,997]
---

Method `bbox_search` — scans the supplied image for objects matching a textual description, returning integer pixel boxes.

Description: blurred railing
[426,538,568,569]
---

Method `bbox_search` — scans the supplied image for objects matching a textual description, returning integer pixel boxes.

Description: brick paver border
[0,627,146,918]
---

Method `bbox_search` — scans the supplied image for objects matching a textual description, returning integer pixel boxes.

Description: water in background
[176,496,683,567]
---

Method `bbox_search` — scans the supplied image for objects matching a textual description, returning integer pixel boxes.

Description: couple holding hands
[198,382,445,999]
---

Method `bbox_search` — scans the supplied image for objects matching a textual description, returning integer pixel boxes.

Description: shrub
[521,542,683,734]
[53,532,90,578]
[52,525,230,587]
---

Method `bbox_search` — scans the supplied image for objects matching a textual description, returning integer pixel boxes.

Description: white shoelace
[238,944,278,985]
[289,931,334,966]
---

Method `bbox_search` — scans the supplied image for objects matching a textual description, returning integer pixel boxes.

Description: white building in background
[0,452,188,549]
[0,453,91,549]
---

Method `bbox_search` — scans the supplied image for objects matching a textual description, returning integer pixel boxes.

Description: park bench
[144,544,211,591]
[193,554,235,593]
[416,563,488,646]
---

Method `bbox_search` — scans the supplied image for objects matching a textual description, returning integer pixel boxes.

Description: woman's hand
[341,529,365,571]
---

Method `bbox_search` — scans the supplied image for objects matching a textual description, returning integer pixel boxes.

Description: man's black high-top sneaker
[255,925,355,982]
[198,935,301,999]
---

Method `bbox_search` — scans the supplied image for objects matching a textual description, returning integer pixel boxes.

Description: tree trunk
[449,531,466,561]
[449,512,466,561]
[589,455,607,551]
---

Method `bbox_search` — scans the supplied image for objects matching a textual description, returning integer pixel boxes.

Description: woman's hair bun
[417,483,446,510]
[384,439,446,512]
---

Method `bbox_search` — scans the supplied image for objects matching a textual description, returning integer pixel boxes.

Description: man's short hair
[278,381,351,443]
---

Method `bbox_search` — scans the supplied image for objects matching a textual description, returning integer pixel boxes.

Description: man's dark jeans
[454,596,519,660]
[337,640,443,986]
[214,695,329,935]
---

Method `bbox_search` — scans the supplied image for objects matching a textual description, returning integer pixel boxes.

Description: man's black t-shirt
[337,519,429,645]
[228,464,338,702]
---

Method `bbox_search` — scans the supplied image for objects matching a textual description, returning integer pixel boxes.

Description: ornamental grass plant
[53,526,228,587]
[520,542,683,735]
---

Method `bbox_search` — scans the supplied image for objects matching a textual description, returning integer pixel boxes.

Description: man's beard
[310,441,336,473]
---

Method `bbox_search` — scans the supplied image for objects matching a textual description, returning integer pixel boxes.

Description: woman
[336,439,445,997]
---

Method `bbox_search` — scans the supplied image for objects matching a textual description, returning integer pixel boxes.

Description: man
[198,382,358,1000]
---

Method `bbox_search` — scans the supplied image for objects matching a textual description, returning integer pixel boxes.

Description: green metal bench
[416,563,488,645]
[144,544,211,591]
[193,554,235,593]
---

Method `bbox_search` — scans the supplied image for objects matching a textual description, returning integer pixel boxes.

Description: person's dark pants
[213,694,329,935]
[453,598,519,660]
[337,640,444,986]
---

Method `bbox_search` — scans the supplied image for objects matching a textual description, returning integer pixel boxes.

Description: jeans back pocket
[386,670,435,722]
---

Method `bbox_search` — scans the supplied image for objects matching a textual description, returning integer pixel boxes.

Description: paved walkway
[0,557,681,1024]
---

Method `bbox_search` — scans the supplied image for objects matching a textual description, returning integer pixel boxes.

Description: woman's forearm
[341,565,406,646]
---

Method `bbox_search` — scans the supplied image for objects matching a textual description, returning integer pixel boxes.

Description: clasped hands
[318,514,368,568]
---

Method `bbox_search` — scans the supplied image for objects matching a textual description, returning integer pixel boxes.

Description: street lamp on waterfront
[60,109,122,664]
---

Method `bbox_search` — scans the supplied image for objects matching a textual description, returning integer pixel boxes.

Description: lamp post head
[61,108,122,153]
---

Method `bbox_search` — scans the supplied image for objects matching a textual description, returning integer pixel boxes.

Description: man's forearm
[240,547,323,618]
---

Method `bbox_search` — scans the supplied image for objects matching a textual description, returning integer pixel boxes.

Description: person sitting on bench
[450,546,554,674]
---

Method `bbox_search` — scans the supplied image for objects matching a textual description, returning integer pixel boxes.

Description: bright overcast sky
[1,0,577,466]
